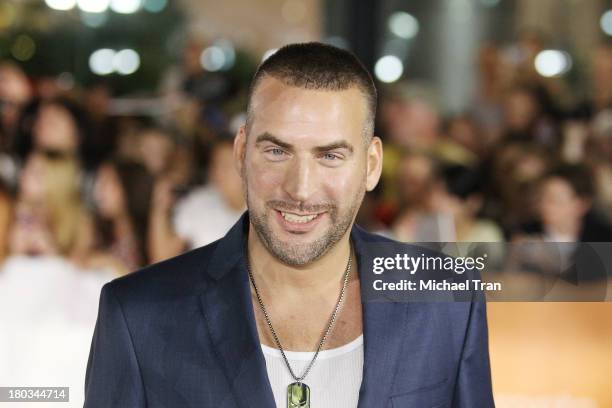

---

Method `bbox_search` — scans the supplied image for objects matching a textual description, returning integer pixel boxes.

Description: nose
[283,156,316,203]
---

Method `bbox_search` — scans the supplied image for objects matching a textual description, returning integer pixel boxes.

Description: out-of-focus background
[0,0,611,406]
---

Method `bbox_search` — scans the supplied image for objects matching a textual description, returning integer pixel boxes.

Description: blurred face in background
[538,177,589,232]
[380,97,440,149]
[93,164,127,219]
[0,62,31,132]
[447,116,481,154]
[236,76,382,266]
[32,103,79,153]
[504,88,539,132]
[396,153,436,209]
[209,142,244,211]
[14,151,83,256]
[139,129,174,176]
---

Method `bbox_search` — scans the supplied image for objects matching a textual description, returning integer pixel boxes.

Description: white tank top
[261,335,364,408]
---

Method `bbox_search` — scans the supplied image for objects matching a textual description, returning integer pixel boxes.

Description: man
[85,42,494,407]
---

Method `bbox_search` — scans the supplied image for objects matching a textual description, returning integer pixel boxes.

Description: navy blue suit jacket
[84,213,495,407]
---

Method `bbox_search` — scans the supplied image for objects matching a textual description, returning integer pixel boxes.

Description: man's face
[235,76,382,266]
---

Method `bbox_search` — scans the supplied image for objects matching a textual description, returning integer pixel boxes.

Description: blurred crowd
[0,35,611,282]
[0,30,611,407]
[366,36,612,247]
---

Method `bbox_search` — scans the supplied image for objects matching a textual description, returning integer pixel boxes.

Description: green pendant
[287,382,310,408]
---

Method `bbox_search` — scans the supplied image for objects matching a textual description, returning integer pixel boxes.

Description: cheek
[320,165,365,205]
[246,159,284,198]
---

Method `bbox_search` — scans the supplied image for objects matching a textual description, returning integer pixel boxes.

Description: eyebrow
[254,132,354,154]
[255,132,292,149]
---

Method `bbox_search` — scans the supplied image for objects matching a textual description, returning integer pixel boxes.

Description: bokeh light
[77,0,110,13]
[110,0,141,14]
[200,46,225,72]
[215,39,236,70]
[113,49,140,75]
[388,11,419,40]
[374,55,403,83]
[534,50,572,77]
[45,0,77,11]
[89,48,115,75]
[10,35,36,62]
[601,10,612,36]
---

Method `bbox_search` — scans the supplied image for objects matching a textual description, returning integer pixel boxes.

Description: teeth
[280,211,319,223]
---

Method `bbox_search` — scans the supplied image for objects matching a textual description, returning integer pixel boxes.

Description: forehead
[249,76,369,143]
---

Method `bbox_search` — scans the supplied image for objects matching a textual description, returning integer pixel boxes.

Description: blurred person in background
[487,142,552,236]
[0,61,32,149]
[574,44,612,119]
[0,152,113,408]
[588,110,612,221]
[445,114,485,159]
[148,136,244,262]
[435,114,482,168]
[379,81,442,151]
[378,81,443,204]
[83,82,118,165]
[502,85,558,149]
[87,161,149,275]
[9,150,91,260]
[137,124,177,177]
[392,156,503,243]
[590,45,612,114]
[0,61,32,186]
[435,165,504,243]
[15,97,97,170]
[391,151,441,241]
[159,36,237,142]
[521,163,612,242]
[471,44,509,144]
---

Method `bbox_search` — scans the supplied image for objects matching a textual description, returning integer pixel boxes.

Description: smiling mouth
[279,211,323,224]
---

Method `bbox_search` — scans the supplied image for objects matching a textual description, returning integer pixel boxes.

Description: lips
[274,209,326,233]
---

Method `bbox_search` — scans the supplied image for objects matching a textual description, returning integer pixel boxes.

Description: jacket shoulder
[103,240,221,302]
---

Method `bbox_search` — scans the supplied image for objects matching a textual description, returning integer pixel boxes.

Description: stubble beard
[246,186,364,267]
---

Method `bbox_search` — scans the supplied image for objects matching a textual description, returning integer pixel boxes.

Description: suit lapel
[198,214,276,408]
[357,301,409,407]
[351,225,410,408]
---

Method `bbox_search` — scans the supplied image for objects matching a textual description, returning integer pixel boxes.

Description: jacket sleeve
[452,299,496,407]
[84,283,146,407]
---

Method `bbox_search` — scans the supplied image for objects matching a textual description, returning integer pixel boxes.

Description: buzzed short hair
[245,42,377,139]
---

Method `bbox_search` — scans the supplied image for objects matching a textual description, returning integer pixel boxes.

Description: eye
[263,147,288,160]
[322,152,342,161]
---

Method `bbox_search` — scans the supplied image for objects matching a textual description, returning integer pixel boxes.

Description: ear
[234,125,247,177]
[366,136,383,192]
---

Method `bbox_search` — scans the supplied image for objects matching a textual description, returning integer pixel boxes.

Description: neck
[246,224,353,296]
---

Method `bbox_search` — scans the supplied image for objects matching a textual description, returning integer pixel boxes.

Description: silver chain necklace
[246,251,352,408]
